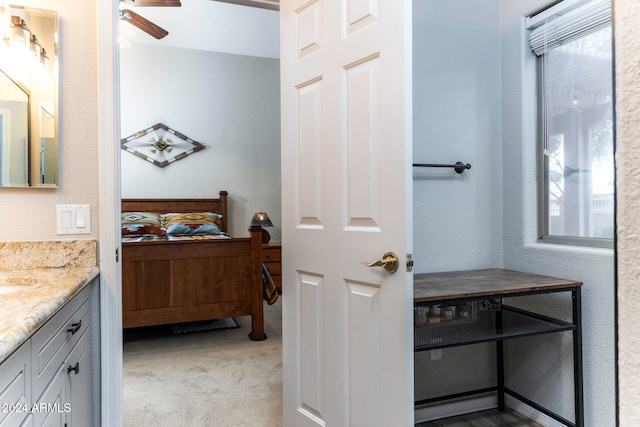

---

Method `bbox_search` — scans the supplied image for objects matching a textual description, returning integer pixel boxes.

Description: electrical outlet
[430,337,442,361]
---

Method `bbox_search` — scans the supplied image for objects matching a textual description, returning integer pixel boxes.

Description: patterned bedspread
[121,234,230,243]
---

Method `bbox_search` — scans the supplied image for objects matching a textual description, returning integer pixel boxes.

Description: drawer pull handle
[67,320,82,335]
[67,362,80,375]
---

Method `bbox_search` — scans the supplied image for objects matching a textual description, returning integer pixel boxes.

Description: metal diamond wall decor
[121,123,205,168]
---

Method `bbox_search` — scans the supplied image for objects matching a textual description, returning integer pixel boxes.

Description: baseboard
[414,395,498,423]
[414,395,568,426]
[506,395,565,427]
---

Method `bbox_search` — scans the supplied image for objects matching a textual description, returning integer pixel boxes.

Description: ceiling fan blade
[130,0,181,6]
[120,9,169,39]
[211,0,278,11]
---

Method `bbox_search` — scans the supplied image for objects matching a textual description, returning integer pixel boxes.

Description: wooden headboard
[121,190,228,233]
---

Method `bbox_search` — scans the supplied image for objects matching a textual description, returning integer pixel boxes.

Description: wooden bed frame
[121,191,266,340]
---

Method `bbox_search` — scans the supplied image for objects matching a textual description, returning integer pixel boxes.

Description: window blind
[528,0,611,56]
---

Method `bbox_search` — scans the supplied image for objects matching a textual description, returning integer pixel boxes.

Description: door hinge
[116,248,119,262]
[406,254,413,272]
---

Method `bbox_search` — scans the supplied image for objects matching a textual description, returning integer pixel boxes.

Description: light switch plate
[56,205,91,234]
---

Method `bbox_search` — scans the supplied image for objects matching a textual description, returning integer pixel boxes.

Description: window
[529,0,614,247]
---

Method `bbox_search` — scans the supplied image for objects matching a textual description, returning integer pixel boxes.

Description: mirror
[0,6,58,187]
[0,69,29,186]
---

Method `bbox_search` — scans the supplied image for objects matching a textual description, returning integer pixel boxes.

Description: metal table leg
[573,287,584,427]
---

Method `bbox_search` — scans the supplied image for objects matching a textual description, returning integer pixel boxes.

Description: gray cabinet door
[0,344,31,427]
[66,329,93,427]
[32,365,67,427]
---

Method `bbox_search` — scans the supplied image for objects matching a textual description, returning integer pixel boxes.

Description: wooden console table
[413,268,583,427]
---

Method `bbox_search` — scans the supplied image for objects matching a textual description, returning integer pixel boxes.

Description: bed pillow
[161,212,224,235]
[121,212,163,236]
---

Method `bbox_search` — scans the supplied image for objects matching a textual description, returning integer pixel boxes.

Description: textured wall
[412,0,503,272]
[412,0,503,412]
[614,0,640,423]
[413,1,615,424]
[0,0,98,241]
[120,44,281,240]
[500,1,615,425]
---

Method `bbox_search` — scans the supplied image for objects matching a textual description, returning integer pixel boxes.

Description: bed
[120,191,267,340]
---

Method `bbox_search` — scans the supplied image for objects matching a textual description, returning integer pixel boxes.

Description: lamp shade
[251,212,273,228]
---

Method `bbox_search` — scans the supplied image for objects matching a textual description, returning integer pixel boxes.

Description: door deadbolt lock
[362,252,399,273]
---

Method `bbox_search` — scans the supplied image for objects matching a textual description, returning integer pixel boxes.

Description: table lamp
[250,212,273,243]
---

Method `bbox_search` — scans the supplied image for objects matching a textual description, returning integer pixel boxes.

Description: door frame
[97,1,123,426]
[96,2,416,425]
[0,108,9,185]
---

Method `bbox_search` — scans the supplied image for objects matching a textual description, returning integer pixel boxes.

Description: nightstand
[262,243,282,293]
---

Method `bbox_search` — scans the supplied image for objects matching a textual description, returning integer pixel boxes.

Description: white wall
[120,43,281,240]
[412,0,503,412]
[413,0,503,274]
[413,0,615,425]
[0,0,98,241]
[500,1,615,425]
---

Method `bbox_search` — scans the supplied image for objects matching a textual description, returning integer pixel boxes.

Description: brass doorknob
[362,252,399,273]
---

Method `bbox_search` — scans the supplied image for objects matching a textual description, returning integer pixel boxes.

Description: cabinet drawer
[31,285,92,401]
[262,248,281,262]
[0,344,31,427]
[264,262,281,276]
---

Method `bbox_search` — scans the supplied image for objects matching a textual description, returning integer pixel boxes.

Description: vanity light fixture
[0,9,54,82]
[9,16,30,53]
[40,47,48,67]
[30,34,40,62]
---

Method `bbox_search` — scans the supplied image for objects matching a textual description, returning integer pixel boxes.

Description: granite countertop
[0,266,100,363]
[0,239,99,364]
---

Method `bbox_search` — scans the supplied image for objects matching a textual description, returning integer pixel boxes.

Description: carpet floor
[124,300,543,427]
[123,300,282,427]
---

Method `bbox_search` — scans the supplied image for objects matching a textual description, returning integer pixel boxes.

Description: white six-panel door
[280,0,413,426]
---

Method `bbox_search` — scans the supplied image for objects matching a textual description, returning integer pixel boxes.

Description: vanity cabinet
[0,278,99,427]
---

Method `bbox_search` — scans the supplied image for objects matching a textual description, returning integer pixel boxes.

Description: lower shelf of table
[414,386,578,427]
[414,305,576,352]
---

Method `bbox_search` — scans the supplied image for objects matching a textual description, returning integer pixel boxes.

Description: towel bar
[413,161,471,174]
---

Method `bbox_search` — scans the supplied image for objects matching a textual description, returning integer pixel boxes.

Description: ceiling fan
[212,0,279,11]
[119,0,181,40]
